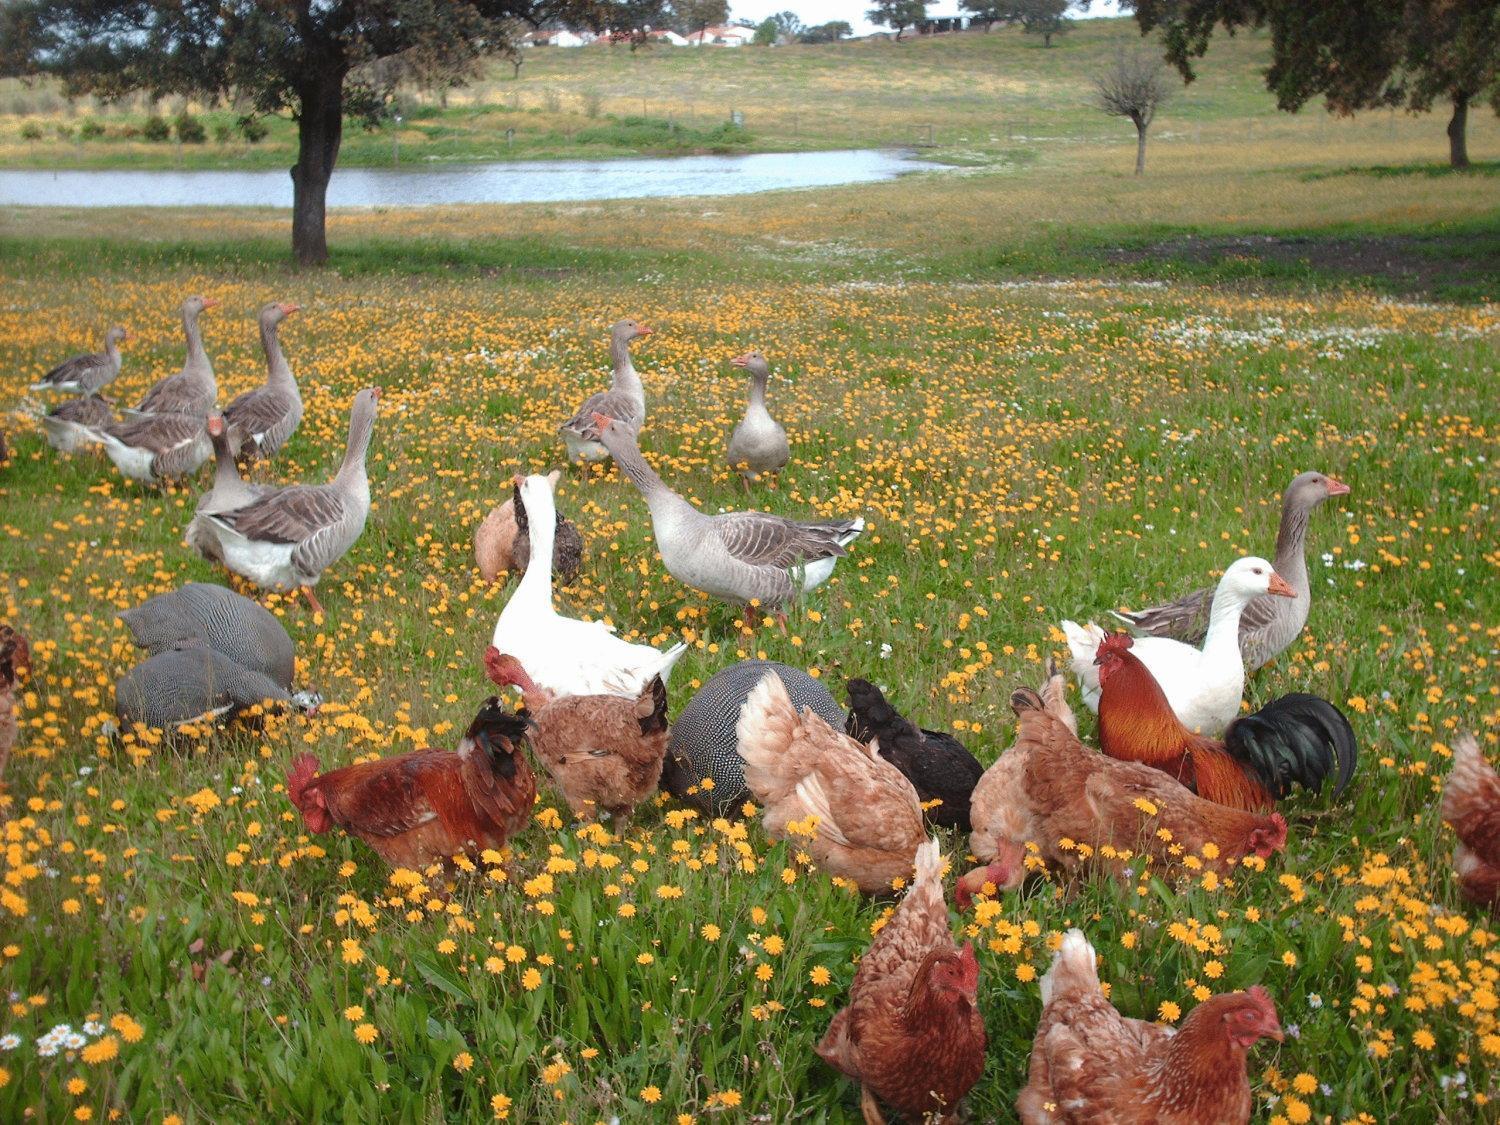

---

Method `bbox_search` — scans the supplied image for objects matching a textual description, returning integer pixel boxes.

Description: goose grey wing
[223,387,292,441]
[714,512,851,568]
[213,485,345,544]
[561,389,641,437]
[37,352,108,389]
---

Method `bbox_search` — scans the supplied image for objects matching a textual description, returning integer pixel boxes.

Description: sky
[726,0,1124,37]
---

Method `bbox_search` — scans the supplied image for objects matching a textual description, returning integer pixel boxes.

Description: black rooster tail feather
[1225,694,1358,801]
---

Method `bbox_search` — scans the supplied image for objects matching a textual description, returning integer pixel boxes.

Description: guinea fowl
[1063,556,1295,735]
[89,409,213,484]
[558,319,654,463]
[664,659,844,815]
[0,625,31,783]
[186,413,269,564]
[222,301,304,461]
[30,326,127,395]
[1441,734,1500,913]
[1096,632,1357,812]
[39,393,115,454]
[594,413,863,628]
[208,387,380,615]
[128,295,218,417]
[490,473,686,699]
[1113,471,1350,670]
[118,582,297,689]
[845,678,984,832]
[114,641,320,731]
[725,350,789,490]
[484,650,669,833]
[286,698,536,873]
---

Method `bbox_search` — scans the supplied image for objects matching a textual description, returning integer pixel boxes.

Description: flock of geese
[31,301,861,624]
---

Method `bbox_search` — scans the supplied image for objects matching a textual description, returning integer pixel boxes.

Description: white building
[687,24,755,46]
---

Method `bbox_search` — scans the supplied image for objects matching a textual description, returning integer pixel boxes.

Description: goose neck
[261,318,291,387]
[515,490,556,605]
[1272,502,1311,586]
[609,337,642,395]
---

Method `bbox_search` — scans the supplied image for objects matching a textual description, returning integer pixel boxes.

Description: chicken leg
[859,1085,887,1125]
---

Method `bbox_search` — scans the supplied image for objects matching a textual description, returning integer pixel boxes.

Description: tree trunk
[1135,121,1147,175]
[290,73,345,267]
[1448,93,1469,169]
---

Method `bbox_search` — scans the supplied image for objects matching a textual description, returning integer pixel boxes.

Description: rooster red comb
[1246,985,1277,1016]
[1096,631,1134,661]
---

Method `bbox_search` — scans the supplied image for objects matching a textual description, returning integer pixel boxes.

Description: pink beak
[1267,571,1296,598]
[1325,476,1350,497]
[280,303,301,316]
[730,353,751,368]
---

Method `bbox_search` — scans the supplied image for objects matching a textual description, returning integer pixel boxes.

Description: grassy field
[1,20,1499,1125]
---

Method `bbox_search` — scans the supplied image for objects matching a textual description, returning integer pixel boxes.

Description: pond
[0,149,944,208]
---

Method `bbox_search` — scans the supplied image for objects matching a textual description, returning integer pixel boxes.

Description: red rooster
[286,697,536,871]
[1441,734,1500,912]
[1017,929,1282,1124]
[1096,632,1357,812]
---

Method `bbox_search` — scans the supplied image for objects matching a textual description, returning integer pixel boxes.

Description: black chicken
[845,678,985,832]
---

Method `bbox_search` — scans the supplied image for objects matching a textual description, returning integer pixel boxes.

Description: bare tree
[1094,48,1171,175]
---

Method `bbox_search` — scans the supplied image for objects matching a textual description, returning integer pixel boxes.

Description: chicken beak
[1266,571,1296,598]
[1325,476,1350,497]
[1263,1019,1285,1043]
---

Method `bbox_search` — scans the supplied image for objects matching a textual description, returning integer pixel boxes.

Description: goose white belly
[562,429,609,462]
[40,415,97,454]
[796,556,839,593]
[212,527,301,591]
[99,436,160,481]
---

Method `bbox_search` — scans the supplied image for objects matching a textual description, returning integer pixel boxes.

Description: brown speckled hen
[484,648,667,833]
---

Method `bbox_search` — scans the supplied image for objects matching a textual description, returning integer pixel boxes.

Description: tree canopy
[0,0,607,264]
[866,0,928,40]
[1129,0,1500,167]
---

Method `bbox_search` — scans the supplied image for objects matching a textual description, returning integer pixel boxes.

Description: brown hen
[817,838,986,1124]
[965,669,1286,896]
[736,669,926,893]
[1018,929,1282,1124]
[1441,734,1500,912]
[484,648,668,833]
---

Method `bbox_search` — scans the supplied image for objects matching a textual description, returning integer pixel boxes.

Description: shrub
[141,115,171,142]
[20,121,43,140]
[582,90,604,119]
[213,123,232,143]
[78,119,106,139]
[237,115,270,143]
[54,123,74,140]
[174,111,206,143]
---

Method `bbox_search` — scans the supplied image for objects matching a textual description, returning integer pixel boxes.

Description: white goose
[1061,556,1294,736]
[490,473,686,699]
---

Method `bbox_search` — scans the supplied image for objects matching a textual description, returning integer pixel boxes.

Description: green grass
[0,25,1498,1125]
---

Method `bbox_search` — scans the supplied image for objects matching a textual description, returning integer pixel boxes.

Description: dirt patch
[1104,233,1497,299]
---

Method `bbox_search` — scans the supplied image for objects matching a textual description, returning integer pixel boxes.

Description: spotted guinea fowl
[845,678,984,832]
[208,387,379,614]
[1113,471,1350,670]
[30,326,127,396]
[725,350,789,490]
[594,413,863,627]
[663,659,844,816]
[222,301,304,461]
[118,582,297,689]
[127,295,218,417]
[497,472,587,584]
[114,641,320,732]
[558,319,654,463]
[186,413,270,564]
[38,394,115,454]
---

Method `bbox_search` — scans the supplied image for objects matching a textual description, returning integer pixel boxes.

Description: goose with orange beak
[223,301,305,461]
[558,319,653,464]
[126,295,220,417]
